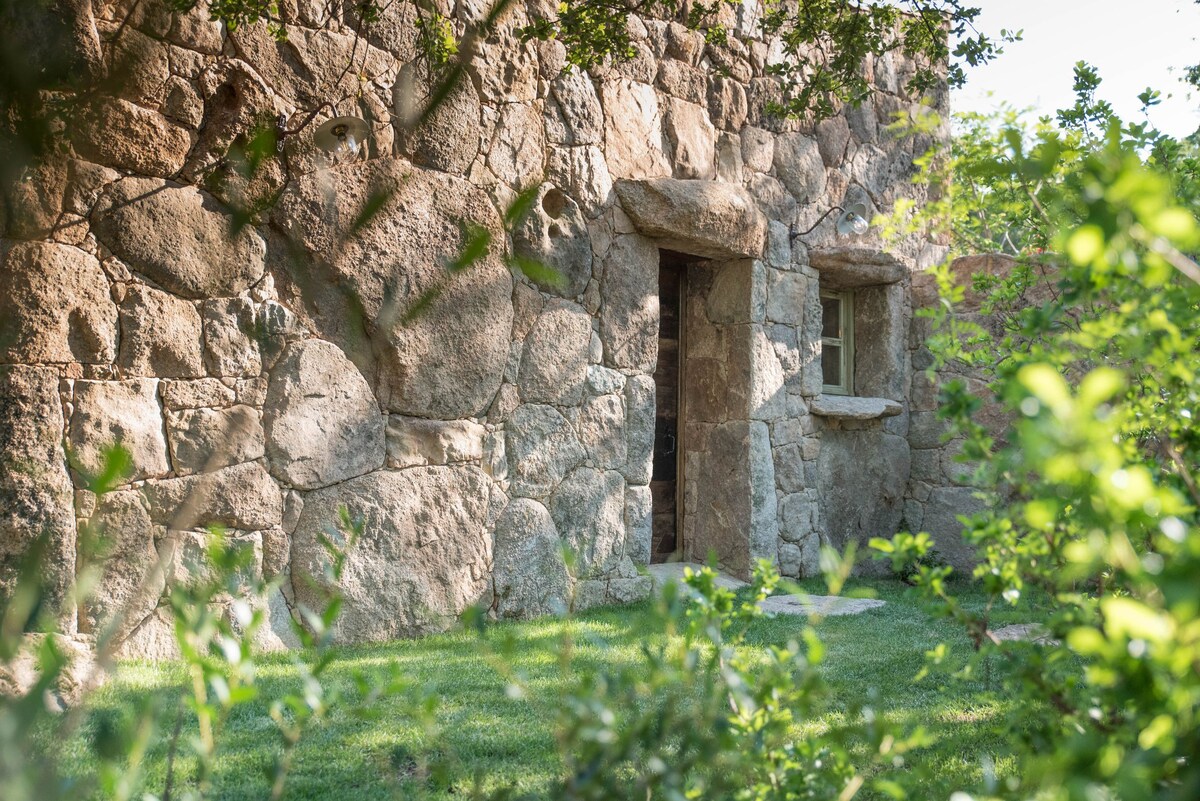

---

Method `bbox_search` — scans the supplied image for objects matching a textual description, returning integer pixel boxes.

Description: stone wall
[0,0,953,656]
[902,253,1051,570]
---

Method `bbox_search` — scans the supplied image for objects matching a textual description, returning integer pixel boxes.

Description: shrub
[879,72,1200,801]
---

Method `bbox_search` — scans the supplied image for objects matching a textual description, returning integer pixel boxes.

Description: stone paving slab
[646,562,885,617]
[989,624,1057,644]
[759,594,886,617]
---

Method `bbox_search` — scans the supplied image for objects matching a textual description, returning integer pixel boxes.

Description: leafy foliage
[517,0,1014,121]
[471,561,930,801]
[155,0,1010,125]
[0,449,410,801]
[416,8,461,70]
[167,0,284,36]
[6,470,926,801]
[878,68,1200,801]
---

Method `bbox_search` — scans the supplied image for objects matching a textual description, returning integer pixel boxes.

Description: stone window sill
[809,394,902,420]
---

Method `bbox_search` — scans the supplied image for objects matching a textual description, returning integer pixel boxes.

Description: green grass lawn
[55,578,1050,800]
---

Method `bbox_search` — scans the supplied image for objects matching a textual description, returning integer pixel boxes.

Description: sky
[951,0,1200,137]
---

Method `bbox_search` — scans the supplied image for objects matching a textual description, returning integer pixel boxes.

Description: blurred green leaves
[480,560,914,801]
[875,67,1200,801]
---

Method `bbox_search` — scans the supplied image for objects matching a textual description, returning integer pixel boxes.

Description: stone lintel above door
[614,178,768,261]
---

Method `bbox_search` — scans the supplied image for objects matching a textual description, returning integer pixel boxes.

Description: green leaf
[506,255,565,290]
[868,537,895,553]
[1138,714,1175,750]
[872,778,908,799]
[1077,367,1123,408]
[504,184,541,227]
[1100,596,1173,643]
[1066,626,1107,656]
[1066,224,1105,264]
[1151,207,1197,241]
[1017,363,1071,415]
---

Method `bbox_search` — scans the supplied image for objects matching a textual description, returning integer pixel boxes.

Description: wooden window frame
[820,289,854,396]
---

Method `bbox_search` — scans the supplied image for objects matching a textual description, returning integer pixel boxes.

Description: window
[820,290,854,395]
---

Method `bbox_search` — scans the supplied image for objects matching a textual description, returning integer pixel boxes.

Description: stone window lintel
[808,247,905,290]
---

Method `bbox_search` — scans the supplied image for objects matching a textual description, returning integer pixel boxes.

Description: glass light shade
[334,130,359,156]
[835,203,871,236]
[313,115,370,157]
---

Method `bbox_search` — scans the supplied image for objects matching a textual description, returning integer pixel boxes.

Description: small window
[820,290,854,395]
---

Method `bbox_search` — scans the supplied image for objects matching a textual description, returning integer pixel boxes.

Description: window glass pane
[821,296,841,338]
[822,343,842,387]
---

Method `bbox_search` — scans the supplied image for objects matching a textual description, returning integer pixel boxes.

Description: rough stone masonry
[0,0,989,658]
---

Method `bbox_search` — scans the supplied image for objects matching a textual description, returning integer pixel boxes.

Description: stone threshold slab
[646,562,885,617]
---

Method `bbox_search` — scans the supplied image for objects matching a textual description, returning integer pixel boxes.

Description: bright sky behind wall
[952,0,1200,137]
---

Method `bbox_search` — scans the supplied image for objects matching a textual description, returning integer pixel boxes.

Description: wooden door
[651,253,686,562]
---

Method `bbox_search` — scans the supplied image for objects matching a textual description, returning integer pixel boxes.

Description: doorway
[651,252,687,563]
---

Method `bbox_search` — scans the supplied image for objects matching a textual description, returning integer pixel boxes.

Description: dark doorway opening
[651,252,687,563]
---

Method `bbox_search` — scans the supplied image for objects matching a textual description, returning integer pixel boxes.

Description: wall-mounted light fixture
[313,115,370,157]
[791,203,870,241]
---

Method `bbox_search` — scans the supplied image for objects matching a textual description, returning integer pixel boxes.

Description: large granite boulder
[546,69,603,146]
[517,298,592,405]
[0,367,76,620]
[385,416,485,468]
[394,61,481,175]
[492,498,571,619]
[598,233,659,372]
[273,161,513,419]
[166,405,265,476]
[0,632,101,711]
[577,393,627,470]
[291,466,495,641]
[91,178,267,299]
[104,27,171,109]
[765,268,807,326]
[621,375,655,485]
[264,339,385,490]
[79,490,169,644]
[69,379,171,481]
[505,404,586,499]
[511,184,593,297]
[808,248,906,289]
[662,98,716,179]
[545,144,614,214]
[623,484,652,564]
[599,80,670,180]
[686,420,776,579]
[116,284,205,378]
[0,241,117,364]
[922,486,987,571]
[0,0,104,93]
[549,466,625,577]
[772,133,827,204]
[229,24,391,109]
[2,157,69,240]
[73,98,191,177]
[350,0,418,59]
[145,461,282,531]
[486,101,546,190]
[202,297,263,377]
